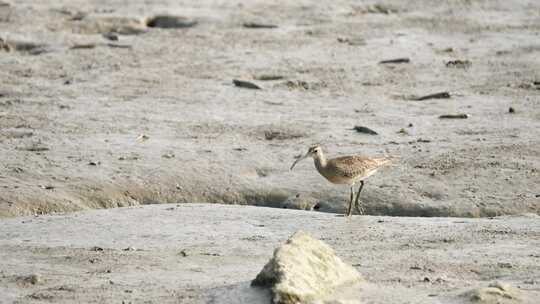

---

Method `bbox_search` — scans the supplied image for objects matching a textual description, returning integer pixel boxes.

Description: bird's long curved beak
[290,153,308,170]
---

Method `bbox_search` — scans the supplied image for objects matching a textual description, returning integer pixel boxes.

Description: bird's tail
[376,155,398,167]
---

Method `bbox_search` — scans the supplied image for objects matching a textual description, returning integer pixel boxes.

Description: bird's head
[290,144,322,170]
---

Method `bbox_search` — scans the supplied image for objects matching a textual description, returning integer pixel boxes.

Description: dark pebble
[352,125,378,135]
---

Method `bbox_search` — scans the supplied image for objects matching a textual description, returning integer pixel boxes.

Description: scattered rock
[123,247,136,251]
[464,281,520,303]
[88,161,100,166]
[352,125,378,135]
[179,250,188,257]
[360,4,398,14]
[379,58,410,64]
[285,80,310,90]
[146,15,197,28]
[409,92,451,101]
[264,130,304,140]
[233,79,261,90]
[508,107,515,113]
[517,81,540,90]
[439,114,469,119]
[337,37,366,46]
[118,154,139,161]
[102,32,119,41]
[436,47,454,53]
[56,285,76,292]
[251,231,363,304]
[17,144,49,152]
[90,246,104,252]
[243,22,278,29]
[136,134,149,142]
[254,74,285,81]
[54,8,86,21]
[255,167,273,177]
[70,11,87,21]
[40,185,54,190]
[17,274,41,286]
[446,60,471,68]
[161,153,175,159]
[397,128,409,135]
[70,43,97,50]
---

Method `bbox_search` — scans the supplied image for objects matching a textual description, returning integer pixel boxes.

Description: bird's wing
[329,155,391,178]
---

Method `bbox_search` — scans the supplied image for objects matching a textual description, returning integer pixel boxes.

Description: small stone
[27,274,41,285]
[243,22,278,29]
[352,125,378,135]
[162,153,175,159]
[102,32,119,41]
[146,15,197,28]
[136,134,149,142]
[90,246,104,251]
[439,114,469,119]
[233,79,261,90]
[379,58,410,64]
[397,128,409,135]
[445,59,472,68]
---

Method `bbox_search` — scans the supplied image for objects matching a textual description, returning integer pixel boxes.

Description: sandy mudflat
[0,0,539,217]
[0,204,539,303]
[0,1,540,303]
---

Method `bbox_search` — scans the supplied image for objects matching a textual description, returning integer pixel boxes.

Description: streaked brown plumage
[290,145,393,216]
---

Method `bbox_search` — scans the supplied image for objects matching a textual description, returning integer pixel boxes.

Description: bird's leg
[346,185,354,216]
[354,181,365,215]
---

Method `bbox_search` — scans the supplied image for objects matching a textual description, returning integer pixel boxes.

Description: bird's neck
[314,153,327,171]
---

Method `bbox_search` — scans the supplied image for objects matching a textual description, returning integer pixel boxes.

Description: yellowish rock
[466,281,521,303]
[252,231,363,304]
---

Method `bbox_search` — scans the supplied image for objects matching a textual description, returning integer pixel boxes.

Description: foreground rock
[464,281,521,304]
[252,231,363,303]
